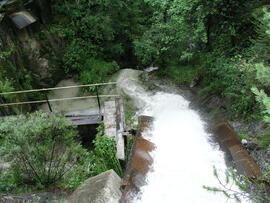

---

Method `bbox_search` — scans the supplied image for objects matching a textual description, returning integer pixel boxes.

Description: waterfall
[117,69,248,203]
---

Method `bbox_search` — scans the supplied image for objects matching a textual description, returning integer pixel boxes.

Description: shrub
[199,54,258,119]
[59,150,94,189]
[91,123,123,177]
[78,58,119,86]
[157,64,199,86]
[204,166,270,202]
[252,87,270,123]
[0,111,87,188]
[61,128,124,189]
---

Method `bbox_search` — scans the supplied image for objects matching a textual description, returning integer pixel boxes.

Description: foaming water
[117,69,247,203]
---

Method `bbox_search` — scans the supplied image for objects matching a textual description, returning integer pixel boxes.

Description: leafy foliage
[0,115,124,192]
[78,58,119,85]
[0,111,86,188]
[51,0,152,72]
[204,166,270,202]
[0,44,42,115]
[91,124,123,177]
[157,64,199,86]
[252,87,270,123]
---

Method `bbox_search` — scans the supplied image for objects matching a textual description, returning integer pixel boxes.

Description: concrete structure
[121,116,155,203]
[104,98,125,160]
[0,0,51,26]
[65,170,122,203]
[213,123,263,178]
[9,10,36,29]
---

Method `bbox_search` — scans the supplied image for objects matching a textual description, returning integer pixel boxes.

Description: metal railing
[0,82,119,115]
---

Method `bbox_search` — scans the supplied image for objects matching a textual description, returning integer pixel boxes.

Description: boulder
[65,170,122,203]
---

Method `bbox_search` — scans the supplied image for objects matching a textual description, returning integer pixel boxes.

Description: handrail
[0,94,120,107]
[0,82,117,95]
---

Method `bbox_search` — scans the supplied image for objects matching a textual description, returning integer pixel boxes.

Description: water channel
[117,69,248,203]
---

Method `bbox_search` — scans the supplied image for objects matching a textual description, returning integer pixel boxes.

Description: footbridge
[0,82,126,160]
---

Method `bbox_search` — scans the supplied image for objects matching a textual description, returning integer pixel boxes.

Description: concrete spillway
[117,69,251,203]
[121,116,155,202]
[213,123,262,178]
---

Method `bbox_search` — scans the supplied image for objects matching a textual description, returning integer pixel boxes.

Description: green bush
[59,151,94,189]
[199,54,258,119]
[0,111,87,188]
[91,124,123,177]
[158,64,199,86]
[252,87,270,123]
[78,58,119,86]
[204,166,270,202]
[255,63,270,86]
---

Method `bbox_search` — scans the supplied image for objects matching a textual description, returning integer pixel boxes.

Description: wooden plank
[65,114,103,126]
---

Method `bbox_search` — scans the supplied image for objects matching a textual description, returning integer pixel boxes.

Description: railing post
[44,92,53,112]
[95,86,101,116]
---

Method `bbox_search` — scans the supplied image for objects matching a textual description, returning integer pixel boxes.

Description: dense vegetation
[0,0,270,201]
[48,0,270,200]
[49,0,152,80]
[0,112,122,193]
[46,0,270,122]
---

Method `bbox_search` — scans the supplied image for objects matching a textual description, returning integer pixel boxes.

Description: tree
[51,0,152,72]
[0,111,87,187]
[91,123,123,177]
[134,0,270,66]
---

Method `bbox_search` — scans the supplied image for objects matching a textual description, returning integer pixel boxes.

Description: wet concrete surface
[121,116,155,203]
[213,123,263,178]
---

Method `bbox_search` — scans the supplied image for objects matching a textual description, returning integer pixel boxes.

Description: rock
[241,139,248,145]
[0,191,69,203]
[65,170,122,203]
[189,77,199,88]
[0,162,11,171]
[0,0,61,88]
[251,149,270,173]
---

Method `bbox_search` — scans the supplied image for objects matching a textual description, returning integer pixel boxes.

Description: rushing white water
[118,69,248,203]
